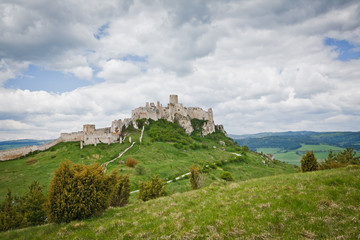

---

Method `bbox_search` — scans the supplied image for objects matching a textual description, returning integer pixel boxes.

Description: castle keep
[0,95,222,161]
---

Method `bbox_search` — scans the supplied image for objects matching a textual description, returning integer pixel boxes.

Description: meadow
[1,166,359,239]
[257,144,346,165]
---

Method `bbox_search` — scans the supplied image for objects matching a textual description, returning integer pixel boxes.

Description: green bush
[135,165,146,175]
[45,161,111,223]
[19,181,46,226]
[138,175,166,202]
[301,151,318,172]
[0,190,26,231]
[108,171,130,207]
[190,163,202,190]
[221,171,234,181]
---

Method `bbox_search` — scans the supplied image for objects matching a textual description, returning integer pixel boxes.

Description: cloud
[97,59,142,82]
[0,119,33,130]
[0,0,360,139]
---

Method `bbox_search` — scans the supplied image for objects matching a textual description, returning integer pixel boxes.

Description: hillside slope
[0,120,295,202]
[1,166,359,239]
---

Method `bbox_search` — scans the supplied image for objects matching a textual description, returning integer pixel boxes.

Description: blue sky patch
[94,23,110,40]
[325,37,360,61]
[4,64,100,93]
[122,54,148,62]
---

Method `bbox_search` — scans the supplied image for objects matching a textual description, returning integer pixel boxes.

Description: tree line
[301,148,360,172]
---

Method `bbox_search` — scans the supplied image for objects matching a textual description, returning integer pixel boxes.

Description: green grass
[0,122,295,202]
[257,144,348,165]
[2,166,359,239]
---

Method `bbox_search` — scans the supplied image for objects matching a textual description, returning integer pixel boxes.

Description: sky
[0,0,360,140]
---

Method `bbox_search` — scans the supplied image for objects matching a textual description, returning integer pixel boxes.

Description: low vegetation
[138,175,166,202]
[301,148,360,172]
[0,119,297,233]
[1,166,359,239]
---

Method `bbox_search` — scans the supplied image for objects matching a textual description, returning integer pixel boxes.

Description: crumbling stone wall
[131,95,215,135]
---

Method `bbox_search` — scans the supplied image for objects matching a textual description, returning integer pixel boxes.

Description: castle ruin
[0,95,224,161]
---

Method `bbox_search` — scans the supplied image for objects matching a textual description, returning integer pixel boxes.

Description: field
[0,122,295,202]
[1,166,359,239]
[257,144,346,165]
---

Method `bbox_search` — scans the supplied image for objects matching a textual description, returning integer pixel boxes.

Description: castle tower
[83,124,95,134]
[169,95,178,105]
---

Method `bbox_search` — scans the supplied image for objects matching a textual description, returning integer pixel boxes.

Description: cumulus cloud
[0,0,360,139]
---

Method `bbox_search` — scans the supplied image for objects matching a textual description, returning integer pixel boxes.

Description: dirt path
[102,142,136,172]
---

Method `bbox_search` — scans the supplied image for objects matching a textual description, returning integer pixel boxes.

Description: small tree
[189,163,202,190]
[138,175,166,201]
[108,171,130,207]
[45,161,110,223]
[20,181,46,226]
[221,171,234,181]
[0,190,26,231]
[301,151,318,172]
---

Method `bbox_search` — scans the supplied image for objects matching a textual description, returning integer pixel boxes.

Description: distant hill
[231,131,360,165]
[0,139,53,151]
[231,131,360,150]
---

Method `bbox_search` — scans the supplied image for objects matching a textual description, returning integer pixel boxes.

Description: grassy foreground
[2,166,359,239]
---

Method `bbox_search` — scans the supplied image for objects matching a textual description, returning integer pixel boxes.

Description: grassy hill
[233,131,360,165]
[0,120,295,202]
[1,166,359,239]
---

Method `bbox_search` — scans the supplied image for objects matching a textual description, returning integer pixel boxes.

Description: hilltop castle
[78,95,218,147]
[0,95,225,160]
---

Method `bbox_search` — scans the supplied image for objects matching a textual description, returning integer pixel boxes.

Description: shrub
[138,175,166,201]
[0,190,26,231]
[26,158,37,165]
[318,148,360,170]
[301,151,318,172]
[45,161,110,223]
[190,163,202,190]
[135,164,146,175]
[221,171,234,181]
[108,171,130,207]
[20,181,46,226]
[125,157,138,167]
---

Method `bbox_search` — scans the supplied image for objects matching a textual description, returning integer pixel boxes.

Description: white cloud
[0,0,360,139]
[0,120,33,130]
[97,59,141,82]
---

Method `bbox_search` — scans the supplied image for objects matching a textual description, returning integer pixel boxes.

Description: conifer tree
[138,175,166,201]
[301,150,318,172]
[20,181,46,226]
[0,190,26,231]
[108,170,130,207]
[45,161,110,223]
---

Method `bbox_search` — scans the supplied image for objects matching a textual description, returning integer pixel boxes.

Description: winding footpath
[102,125,146,173]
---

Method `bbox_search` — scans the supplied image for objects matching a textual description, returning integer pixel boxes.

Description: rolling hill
[231,131,360,165]
[0,120,295,203]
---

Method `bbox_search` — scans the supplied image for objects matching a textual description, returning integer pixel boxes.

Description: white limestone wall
[60,132,83,142]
